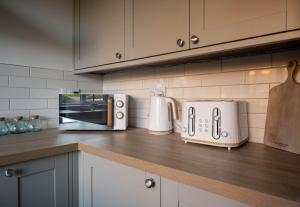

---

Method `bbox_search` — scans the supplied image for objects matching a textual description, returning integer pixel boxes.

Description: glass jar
[14,116,27,134]
[7,119,18,134]
[30,115,42,132]
[0,117,9,136]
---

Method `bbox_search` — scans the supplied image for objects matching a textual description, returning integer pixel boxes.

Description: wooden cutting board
[264,60,300,154]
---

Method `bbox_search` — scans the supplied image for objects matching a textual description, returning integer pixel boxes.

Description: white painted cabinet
[161,178,251,207]
[0,154,70,207]
[80,153,160,207]
[125,0,189,60]
[75,0,125,69]
[287,0,300,30]
[190,0,287,48]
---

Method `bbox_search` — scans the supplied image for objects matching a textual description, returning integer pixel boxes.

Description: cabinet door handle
[5,169,15,177]
[191,35,199,44]
[177,38,185,47]
[115,52,122,59]
[145,178,155,188]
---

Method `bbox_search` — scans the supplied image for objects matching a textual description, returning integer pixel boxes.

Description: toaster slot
[188,107,195,136]
[212,107,221,140]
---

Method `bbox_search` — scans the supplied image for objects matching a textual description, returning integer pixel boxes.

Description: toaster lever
[188,107,195,136]
[212,107,221,139]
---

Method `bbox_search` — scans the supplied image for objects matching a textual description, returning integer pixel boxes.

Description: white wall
[0,0,74,70]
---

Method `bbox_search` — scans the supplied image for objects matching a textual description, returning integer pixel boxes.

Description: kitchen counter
[0,128,299,207]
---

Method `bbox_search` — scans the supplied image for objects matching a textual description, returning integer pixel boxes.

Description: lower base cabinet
[79,152,251,207]
[162,178,251,207]
[79,152,160,207]
[0,154,72,207]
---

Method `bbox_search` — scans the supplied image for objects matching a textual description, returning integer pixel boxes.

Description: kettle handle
[165,97,179,121]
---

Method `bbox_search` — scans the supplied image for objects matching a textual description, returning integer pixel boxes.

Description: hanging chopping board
[264,60,300,154]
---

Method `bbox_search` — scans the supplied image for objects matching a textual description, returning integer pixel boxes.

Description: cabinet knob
[191,35,199,44]
[145,178,155,188]
[115,52,122,59]
[5,169,15,177]
[177,38,185,47]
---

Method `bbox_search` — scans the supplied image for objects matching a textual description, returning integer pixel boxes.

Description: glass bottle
[0,117,9,136]
[15,116,27,133]
[30,115,42,132]
[7,118,18,134]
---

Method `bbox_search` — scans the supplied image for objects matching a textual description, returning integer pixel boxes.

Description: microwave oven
[59,93,128,130]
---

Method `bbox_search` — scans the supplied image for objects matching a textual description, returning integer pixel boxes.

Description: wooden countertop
[0,128,299,207]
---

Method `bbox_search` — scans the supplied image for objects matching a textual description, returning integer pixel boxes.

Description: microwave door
[59,94,113,130]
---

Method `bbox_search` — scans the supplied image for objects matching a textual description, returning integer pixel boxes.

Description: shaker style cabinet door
[190,0,287,48]
[125,0,189,60]
[75,0,125,69]
[161,177,251,207]
[81,153,160,207]
[287,0,300,30]
[0,155,69,207]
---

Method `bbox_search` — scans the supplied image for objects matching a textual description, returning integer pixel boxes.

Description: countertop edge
[0,142,299,207]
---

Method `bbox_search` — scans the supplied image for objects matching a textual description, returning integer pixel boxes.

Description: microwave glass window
[61,94,80,104]
[59,94,112,125]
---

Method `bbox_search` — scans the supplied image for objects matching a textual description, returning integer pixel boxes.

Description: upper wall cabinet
[75,0,125,69]
[125,0,189,60]
[189,0,287,48]
[287,0,300,30]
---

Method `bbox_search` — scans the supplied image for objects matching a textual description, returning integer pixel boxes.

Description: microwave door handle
[107,97,113,127]
[165,97,179,121]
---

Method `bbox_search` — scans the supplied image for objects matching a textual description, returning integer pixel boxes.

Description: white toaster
[181,100,248,150]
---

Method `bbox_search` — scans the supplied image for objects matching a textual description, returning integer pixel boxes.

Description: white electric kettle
[148,94,179,135]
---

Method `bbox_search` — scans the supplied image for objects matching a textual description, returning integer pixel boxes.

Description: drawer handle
[177,38,185,47]
[145,178,155,188]
[191,35,199,44]
[5,169,15,177]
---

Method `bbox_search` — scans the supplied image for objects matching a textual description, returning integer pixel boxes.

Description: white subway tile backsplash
[0,110,30,118]
[168,76,202,88]
[119,80,143,90]
[248,114,267,129]
[46,79,77,89]
[201,71,245,86]
[185,59,221,75]
[142,78,168,89]
[221,84,269,99]
[0,99,9,110]
[0,87,29,98]
[247,99,268,114]
[249,128,265,143]
[78,81,102,91]
[166,88,183,99]
[30,67,63,79]
[30,88,60,98]
[0,76,8,86]
[128,98,149,109]
[222,54,271,72]
[64,71,102,82]
[47,99,59,109]
[245,68,286,84]
[10,99,47,109]
[30,109,58,119]
[9,76,46,88]
[183,86,221,99]
[0,64,29,76]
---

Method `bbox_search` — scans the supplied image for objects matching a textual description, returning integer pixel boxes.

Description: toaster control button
[116,100,124,108]
[116,112,124,119]
[221,131,228,137]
